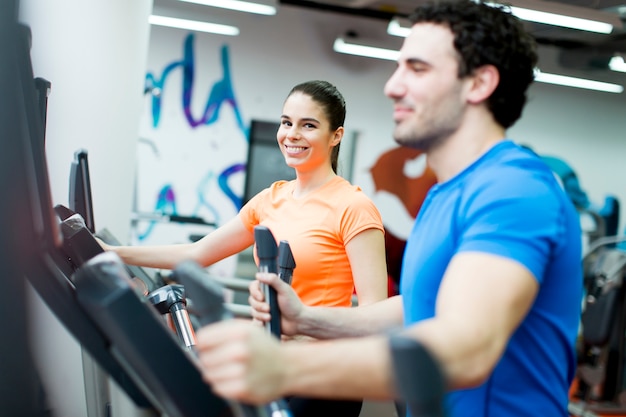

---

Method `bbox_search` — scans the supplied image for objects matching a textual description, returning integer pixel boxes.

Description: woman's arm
[105,215,254,269]
[346,228,389,306]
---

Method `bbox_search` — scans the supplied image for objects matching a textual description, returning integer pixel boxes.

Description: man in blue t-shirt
[194,1,582,416]
[402,141,581,416]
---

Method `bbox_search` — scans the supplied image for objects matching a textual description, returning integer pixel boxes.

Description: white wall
[21,0,153,239]
[19,1,153,416]
[512,80,626,218]
[138,5,401,229]
[142,4,626,240]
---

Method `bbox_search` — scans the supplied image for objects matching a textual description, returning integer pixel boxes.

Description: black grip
[56,210,105,268]
[389,335,447,417]
[277,240,296,285]
[254,226,281,339]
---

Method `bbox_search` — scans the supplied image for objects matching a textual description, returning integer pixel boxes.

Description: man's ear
[467,65,500,104]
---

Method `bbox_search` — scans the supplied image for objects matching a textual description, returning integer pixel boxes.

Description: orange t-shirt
[239,176,384,307]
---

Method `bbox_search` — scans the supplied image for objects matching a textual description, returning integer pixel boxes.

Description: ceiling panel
[280,0,626,71]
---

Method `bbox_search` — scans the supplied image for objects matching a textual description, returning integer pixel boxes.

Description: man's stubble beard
[393,122,449,153]
[392,99,464,153]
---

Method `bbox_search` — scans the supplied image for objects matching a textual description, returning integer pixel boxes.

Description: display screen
[242,119,295,205]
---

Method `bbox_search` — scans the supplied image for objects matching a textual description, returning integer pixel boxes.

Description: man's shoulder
[469,144,557,193]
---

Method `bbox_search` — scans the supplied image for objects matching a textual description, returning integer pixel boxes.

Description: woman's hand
[94,236,111,252]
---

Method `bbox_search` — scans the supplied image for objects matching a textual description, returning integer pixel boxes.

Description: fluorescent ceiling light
[609,55,626,73]
[387,1,619,37]
[333,38,623,93]
[534,69,623,93]
[179,0,277,15]
[508,5,613,34]
[149,15,239,36]
[387,17,412,38]
[333,38,400,61]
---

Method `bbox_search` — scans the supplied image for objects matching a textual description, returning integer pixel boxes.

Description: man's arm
[408,251,538,389]
[276,251,538,396]
[195,319,396,403]
[199,251,538,403]
[298,295,403,339]
[249,273,404,339]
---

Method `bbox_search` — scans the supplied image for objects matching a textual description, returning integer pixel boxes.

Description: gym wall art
[134,33,247,276]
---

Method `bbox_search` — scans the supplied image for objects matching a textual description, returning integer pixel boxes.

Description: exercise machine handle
[389,334,447,417]
[254,226,281,339]
[277,241,296,285]
[172,261,293,417]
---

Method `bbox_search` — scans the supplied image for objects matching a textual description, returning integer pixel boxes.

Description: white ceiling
[279,0,626,70]
[294,0,626,15]
[153,0,626,73]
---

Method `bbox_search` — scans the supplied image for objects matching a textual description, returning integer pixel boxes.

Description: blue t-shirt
[400,140,582,417]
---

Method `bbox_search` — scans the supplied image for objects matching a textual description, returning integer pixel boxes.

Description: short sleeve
[339,188,385,245]
[238,187,270,233]
[459,170,566,283]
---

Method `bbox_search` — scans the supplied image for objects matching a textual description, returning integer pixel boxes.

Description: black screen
[69,149,96,233]
[242,120,295,206]
[63,148,165,292]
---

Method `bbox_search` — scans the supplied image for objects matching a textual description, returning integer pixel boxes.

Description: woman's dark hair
[409,0,538,128]
[287,80,346,173]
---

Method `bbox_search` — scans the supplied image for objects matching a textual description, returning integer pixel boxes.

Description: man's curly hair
[409,0,538,128]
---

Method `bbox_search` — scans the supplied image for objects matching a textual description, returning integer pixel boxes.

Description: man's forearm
[281,335,396,400]
[296,295,403,340]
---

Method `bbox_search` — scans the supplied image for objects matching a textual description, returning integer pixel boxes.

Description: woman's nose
[286,127,301,140]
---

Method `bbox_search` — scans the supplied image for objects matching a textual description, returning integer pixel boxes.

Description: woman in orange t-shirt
[103,80,388,417]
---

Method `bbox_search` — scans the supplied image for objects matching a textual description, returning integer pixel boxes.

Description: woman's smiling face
[277,92,340,173]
